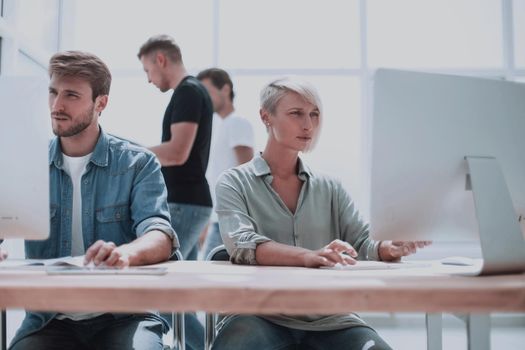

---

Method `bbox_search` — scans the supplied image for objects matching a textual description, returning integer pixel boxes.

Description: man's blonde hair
[137,34,183,63]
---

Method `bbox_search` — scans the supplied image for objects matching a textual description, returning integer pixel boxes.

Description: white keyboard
[322,261,428,271]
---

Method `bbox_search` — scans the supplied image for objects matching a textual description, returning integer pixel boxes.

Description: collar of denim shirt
[49,126,109,169]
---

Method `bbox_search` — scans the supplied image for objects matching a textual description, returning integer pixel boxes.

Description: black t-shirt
[161,76,213,207]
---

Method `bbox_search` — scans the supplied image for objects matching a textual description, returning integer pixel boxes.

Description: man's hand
[84,240,131,268]
[0,249,7,261]
[302,239,358,268]
[378,240,432,262]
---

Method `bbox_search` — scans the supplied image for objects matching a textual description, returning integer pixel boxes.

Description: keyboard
[321,261,428,271]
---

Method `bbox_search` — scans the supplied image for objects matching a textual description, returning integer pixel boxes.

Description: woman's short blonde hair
[260,76,322,115]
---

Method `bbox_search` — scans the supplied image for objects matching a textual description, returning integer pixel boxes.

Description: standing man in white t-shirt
[197,68,254,258]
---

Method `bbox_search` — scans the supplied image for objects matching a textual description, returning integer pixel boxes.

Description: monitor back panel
[0,76,51,240]
[370,69,525,242]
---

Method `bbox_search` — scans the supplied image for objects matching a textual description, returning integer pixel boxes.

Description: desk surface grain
[0,261,523,314]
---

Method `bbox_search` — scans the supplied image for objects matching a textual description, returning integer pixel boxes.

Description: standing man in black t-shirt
[138,35,212,350]
[138,34,213,260]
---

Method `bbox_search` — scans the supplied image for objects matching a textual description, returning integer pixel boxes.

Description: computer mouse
[440,256,475,266]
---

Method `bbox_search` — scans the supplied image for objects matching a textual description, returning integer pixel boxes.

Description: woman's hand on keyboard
[303,239,358,268]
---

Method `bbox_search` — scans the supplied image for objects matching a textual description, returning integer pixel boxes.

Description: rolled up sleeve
[131,152,179,250]
[215,174,271,265]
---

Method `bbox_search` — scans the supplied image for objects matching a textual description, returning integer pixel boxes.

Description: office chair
[204,245,230,350]
[165,249,186,350]
[1,310,6,350]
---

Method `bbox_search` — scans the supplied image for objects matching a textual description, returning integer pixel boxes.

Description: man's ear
[95,95,109,115]
[221,84,231,97]
[156,52,166,67]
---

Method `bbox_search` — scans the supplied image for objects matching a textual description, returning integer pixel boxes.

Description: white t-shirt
[59,152,104,321]
[61,152,91,256]
[207,113,254,221]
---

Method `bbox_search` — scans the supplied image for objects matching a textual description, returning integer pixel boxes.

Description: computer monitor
[370,69,525,275]
[0,76,50,240]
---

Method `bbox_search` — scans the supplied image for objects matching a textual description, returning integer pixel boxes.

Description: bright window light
[368,0,503,69]
[17,0,59,52]
[70,0,214,71]
[219,0,361,69]
[514,0,525,68]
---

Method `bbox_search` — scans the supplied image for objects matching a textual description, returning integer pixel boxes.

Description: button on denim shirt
[11,128,177,347]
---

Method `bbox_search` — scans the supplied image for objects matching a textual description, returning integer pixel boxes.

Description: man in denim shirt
[9,51,178,350]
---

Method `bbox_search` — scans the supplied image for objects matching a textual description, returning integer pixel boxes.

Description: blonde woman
[213,77,430,350]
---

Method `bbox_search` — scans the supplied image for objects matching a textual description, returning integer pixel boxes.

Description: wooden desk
[1,261,523,314]
[0,261,524,349]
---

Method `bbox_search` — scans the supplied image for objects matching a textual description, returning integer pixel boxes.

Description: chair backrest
[171,249,184,261]
[205,245,230,261]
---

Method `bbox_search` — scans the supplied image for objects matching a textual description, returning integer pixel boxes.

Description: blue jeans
[169,203,212,260]
[202,222,223,259]
[10,313,164,350]
[167,202,211,350]
[211,315,393,350]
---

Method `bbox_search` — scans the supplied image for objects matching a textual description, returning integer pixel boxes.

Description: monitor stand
[466,156,525,275]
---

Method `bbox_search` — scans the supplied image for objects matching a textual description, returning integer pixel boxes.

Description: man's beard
[52,105,95,137]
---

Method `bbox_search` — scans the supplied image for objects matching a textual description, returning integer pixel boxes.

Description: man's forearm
[119,230,173,266]
[149,143,184,166]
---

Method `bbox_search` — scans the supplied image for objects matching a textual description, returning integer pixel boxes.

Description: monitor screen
[0,76,50,240]
[370,69,525,244]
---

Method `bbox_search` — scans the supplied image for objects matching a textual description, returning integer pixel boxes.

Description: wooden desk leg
[1,310,6,350]
[426,313,442,350]
[466,314,490,350]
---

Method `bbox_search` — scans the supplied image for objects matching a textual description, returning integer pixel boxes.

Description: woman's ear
[260,108,271,127]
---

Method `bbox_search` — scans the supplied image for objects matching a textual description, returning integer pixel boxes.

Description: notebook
[0,256,167,275]
[0,256,85,268]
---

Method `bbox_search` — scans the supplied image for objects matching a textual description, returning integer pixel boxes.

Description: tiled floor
[376,325,525,349]
[364,313,525,350]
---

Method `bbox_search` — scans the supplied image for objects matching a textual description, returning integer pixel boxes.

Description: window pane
[16,51,47,76]
[233,75,364,202]
[100,76,171,146]
[0,37,2,75]
[368,0,502,69]
[219,0,361,69]
[17,0,59,52]
[70,0,213,71]
[514,0,525,68]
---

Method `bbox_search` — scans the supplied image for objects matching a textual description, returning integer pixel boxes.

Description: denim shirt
[11,128,177,347]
